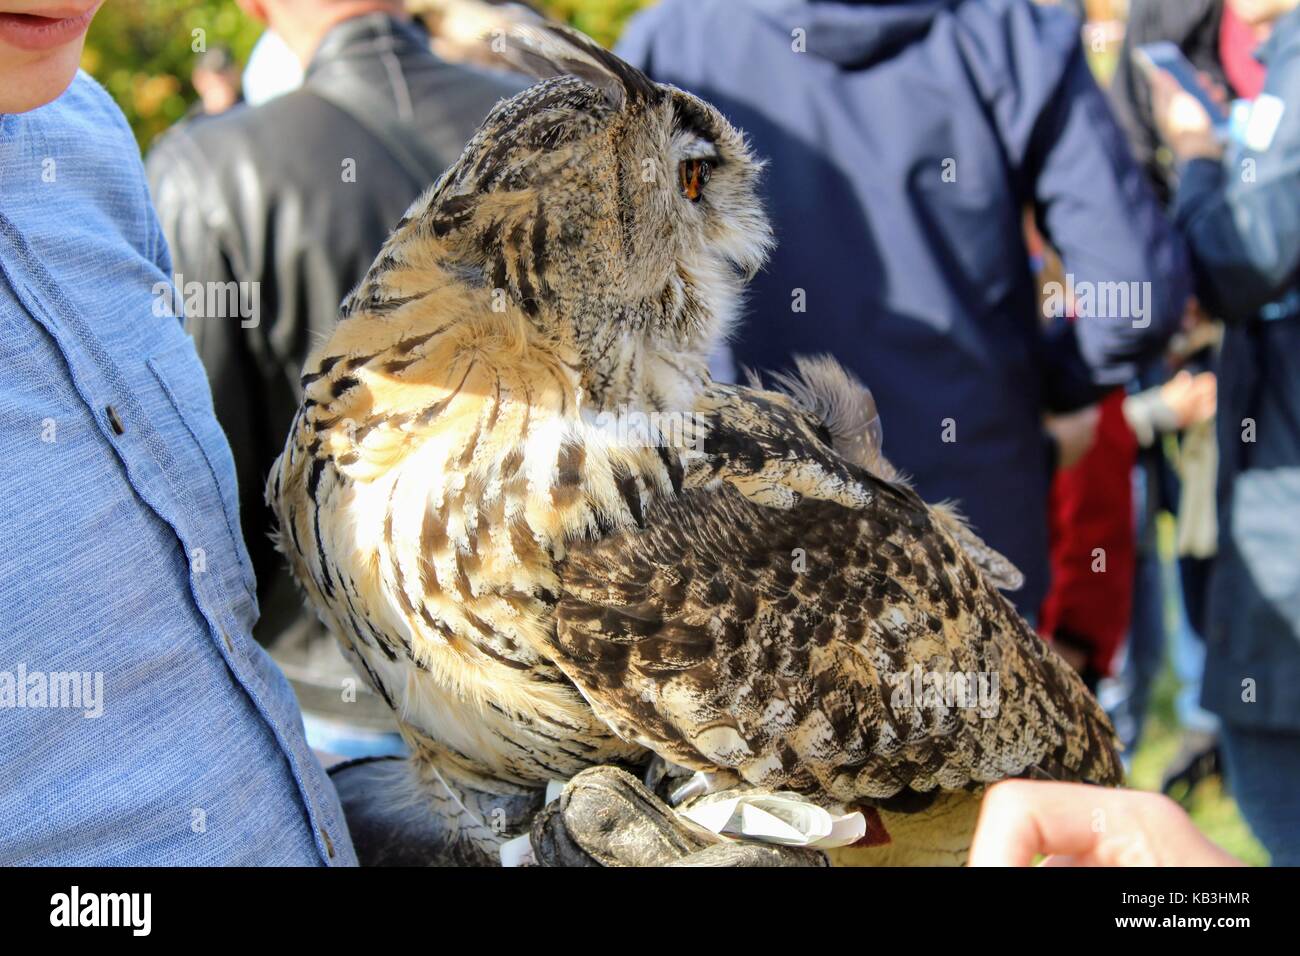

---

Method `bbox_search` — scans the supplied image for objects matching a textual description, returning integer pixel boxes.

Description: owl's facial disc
[662,91,771,283]
[405,28,771,408]
[644,90,772,351]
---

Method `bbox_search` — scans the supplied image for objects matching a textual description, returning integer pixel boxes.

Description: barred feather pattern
[270,295,660,790]
[270,315,1121,796]
[269,35,1120,865]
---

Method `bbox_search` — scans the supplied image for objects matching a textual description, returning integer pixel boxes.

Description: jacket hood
[749,0,963,67]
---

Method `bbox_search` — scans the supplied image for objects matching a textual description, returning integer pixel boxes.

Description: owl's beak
[729,228,773,284]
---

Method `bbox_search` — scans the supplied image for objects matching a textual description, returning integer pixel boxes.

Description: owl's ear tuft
[493,22,660,110]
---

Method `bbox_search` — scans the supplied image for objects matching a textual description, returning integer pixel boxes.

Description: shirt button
[322,828,335,859]
[221,629,235,653]
[105,405,125,435]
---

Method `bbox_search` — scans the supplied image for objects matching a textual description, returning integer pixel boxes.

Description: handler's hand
[968,780,1243,867]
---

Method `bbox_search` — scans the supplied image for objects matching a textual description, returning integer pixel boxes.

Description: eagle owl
[269,24,1121,865]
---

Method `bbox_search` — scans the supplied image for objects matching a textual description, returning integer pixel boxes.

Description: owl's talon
[529,765,825,867]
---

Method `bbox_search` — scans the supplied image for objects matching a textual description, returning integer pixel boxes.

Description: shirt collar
[305,11,430,81]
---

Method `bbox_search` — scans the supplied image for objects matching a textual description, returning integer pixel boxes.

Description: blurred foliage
[1128,515,1268,865]
[82,1,655,148]
[83,1,263,148]
[1131,664,1268,866]
[537,0,656,47]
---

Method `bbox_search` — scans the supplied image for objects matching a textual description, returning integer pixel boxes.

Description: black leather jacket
[147,14,524,647]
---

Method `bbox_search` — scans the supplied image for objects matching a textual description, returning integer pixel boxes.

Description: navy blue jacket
[619,0,1190,613]
[1174,9,1300,730]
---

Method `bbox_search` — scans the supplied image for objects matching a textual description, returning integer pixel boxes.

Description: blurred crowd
[3,0,1298,866]
[145,0,1300,862]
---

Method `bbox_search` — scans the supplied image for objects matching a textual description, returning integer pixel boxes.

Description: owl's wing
[551,407,1121,803]
[756,358,1025,593]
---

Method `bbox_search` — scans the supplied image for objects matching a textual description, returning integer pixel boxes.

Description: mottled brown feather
[553,456,1123,804]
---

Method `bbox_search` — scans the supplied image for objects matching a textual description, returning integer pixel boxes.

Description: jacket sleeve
[977,3,1191,388]
[1031,53,1191,387]
[146,130,268,572]
[1173,43,1300,322]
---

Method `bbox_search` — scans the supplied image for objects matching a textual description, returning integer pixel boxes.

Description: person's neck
[278,2,407,68]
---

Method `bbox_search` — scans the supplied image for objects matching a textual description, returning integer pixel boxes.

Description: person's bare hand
[1045,405,1100,470]
[1160,369,1217,428]
[1148,68,1224,162]
[969,780,1243,867]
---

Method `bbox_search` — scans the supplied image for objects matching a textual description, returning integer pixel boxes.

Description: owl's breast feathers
[269,306,1121,796]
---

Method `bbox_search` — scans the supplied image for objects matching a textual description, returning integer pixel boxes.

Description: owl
[268,23,1121,866]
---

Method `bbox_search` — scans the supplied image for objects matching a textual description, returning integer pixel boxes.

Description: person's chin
[0,2,103,113]
[0,37,87,113]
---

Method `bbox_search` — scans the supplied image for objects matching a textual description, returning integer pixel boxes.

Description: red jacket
[1038,389,1136,677]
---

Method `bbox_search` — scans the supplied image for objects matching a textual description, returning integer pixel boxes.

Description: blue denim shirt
[0,73,356,865]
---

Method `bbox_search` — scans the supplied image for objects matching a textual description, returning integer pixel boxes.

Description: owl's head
[394,24,772,411]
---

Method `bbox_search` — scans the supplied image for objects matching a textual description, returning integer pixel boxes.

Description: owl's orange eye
[678,158,712,202]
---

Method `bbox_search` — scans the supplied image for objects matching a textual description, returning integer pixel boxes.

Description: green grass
[1126,627,1269,865]
[1117,513,1269,865]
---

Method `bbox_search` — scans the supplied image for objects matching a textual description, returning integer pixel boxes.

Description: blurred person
[1159,328,1228,796]
[1038,391,1136,693]
[190,43,243,117]
[1029,221,1136,692]
[618,0,1192,620]
[0,0,353,864]
[1100,365,1220,768]
[147,0,524,755]
[1035,300,1217,711]
[1104,0,1259,793]
[1110,0,1261,204]
[1148,0,1300,864]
